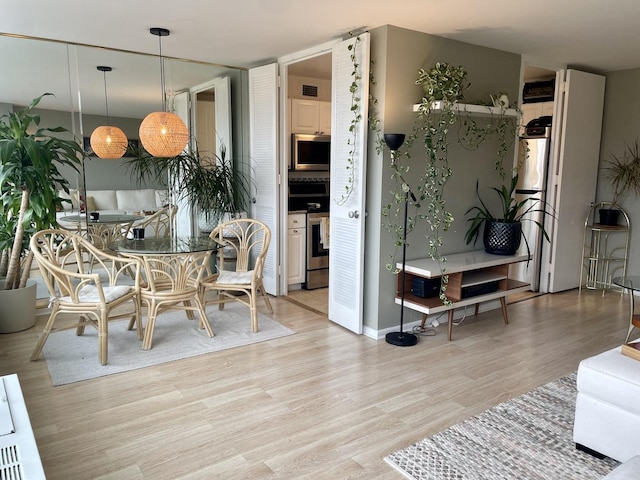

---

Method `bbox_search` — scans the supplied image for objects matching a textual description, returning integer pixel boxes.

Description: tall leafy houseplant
[600,139,640,224]
[125,144,253,228]
[0,94,82,290]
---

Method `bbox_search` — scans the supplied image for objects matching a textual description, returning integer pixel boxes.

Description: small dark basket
[483,220,522,256]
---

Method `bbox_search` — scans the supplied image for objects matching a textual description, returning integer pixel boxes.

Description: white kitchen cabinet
[291,99,331,134]
[521,101,554,133]
[288,213,306,285]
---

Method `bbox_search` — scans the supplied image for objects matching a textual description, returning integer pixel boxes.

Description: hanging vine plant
[457,105,518,179]
[336,34,363,206]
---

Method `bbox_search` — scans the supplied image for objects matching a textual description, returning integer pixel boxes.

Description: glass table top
[60,214,144,224]
[613,276,640,292]
[109,236,218,255]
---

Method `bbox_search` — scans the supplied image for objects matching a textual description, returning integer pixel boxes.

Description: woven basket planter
[483,220,522,256]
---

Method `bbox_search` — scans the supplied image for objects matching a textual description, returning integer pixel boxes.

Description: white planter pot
[0,279,37,333]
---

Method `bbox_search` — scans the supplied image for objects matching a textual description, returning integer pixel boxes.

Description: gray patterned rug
[385,373,620,479]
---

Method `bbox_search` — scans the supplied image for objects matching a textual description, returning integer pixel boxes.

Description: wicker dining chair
[128,205,177,238]
[29,229,142,365]
[200,218,273,333]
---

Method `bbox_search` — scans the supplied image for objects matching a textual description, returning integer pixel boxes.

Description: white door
[172,91,193,236]
[540,69,606,292]
[328,33,370,334]
[249,63,279,295]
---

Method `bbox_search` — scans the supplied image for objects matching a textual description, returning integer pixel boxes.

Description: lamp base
[385,331,418,347]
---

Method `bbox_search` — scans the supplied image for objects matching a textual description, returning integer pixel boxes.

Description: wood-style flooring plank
[0,288,630,479]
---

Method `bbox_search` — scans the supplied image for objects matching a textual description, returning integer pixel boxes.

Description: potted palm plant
[125,143,253,233]
[600,139,640,225]
[0,93,83,332]
[464,174,552,257]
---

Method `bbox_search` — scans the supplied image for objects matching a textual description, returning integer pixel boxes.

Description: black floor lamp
[384,133,418,347]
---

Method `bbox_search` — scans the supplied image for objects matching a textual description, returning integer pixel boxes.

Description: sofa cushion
[71,192,98,211]
[602,455,640,478]
[116,189,158,212]
[577,346,640,417]
[87,190,118,210]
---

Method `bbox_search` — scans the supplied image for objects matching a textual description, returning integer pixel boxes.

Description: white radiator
[0,375,45,479]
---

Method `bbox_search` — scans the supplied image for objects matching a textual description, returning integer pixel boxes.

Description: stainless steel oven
[306,212,329,289]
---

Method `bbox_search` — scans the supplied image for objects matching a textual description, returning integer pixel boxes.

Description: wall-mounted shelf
[412,101,520,117]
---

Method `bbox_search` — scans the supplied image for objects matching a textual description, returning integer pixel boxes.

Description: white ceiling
[1,0,639,117]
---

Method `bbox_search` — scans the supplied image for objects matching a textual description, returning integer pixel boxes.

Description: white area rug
[42,302,294,386]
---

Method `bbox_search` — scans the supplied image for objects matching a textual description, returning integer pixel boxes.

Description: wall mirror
[0,33,247,195]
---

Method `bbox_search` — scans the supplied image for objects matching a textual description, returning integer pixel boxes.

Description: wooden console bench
[396,251,530,340]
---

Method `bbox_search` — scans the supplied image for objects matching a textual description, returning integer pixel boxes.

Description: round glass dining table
[108,236,219,351]
[108,236,218,254]
[59,213,144,224]
[613,276,640,343]
[59,213,145,247]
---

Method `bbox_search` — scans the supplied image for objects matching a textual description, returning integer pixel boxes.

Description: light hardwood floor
[0,288,631,479]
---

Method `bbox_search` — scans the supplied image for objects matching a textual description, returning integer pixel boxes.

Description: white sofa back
[59,188,166,214]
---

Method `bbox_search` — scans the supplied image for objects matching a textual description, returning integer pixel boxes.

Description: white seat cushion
[216,270,254,285]
[60,284,132,303]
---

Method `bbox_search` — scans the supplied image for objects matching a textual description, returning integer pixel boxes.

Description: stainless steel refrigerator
[512,126,552,291]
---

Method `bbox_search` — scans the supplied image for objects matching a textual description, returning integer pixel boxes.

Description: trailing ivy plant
[457,105,518,179]
[336,34,363,206]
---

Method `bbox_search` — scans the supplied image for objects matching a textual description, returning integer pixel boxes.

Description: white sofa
[573,346,640,463]
[57,188,167,218]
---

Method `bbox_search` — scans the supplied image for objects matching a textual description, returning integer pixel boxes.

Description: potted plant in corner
[0,94,83,332]
[464,174,552,258]
[600,139,640,225]
[125,143,254,234]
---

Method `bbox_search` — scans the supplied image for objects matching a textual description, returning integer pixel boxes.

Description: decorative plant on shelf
[600,138,640,225]
[0,93,83,292]
[464,174,552,259]
[416,62,468,101]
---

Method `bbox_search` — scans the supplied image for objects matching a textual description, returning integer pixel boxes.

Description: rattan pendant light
[90,66,128,159]
[139,27,189,158]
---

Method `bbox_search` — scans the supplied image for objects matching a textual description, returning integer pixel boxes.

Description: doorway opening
[284,53,332,315]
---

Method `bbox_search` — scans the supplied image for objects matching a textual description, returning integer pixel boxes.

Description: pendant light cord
[102,69,111,124]
[157,33,166,112]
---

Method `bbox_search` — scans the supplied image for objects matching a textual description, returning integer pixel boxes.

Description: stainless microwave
[291,133,330,171]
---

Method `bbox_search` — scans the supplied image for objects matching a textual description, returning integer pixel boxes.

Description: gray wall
[597,67,640,274]
[33,108,165,191]
[364,25,522,333]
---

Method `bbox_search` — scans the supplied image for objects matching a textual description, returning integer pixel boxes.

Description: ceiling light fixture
[139,27,189,158]
[90,66,128,159]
